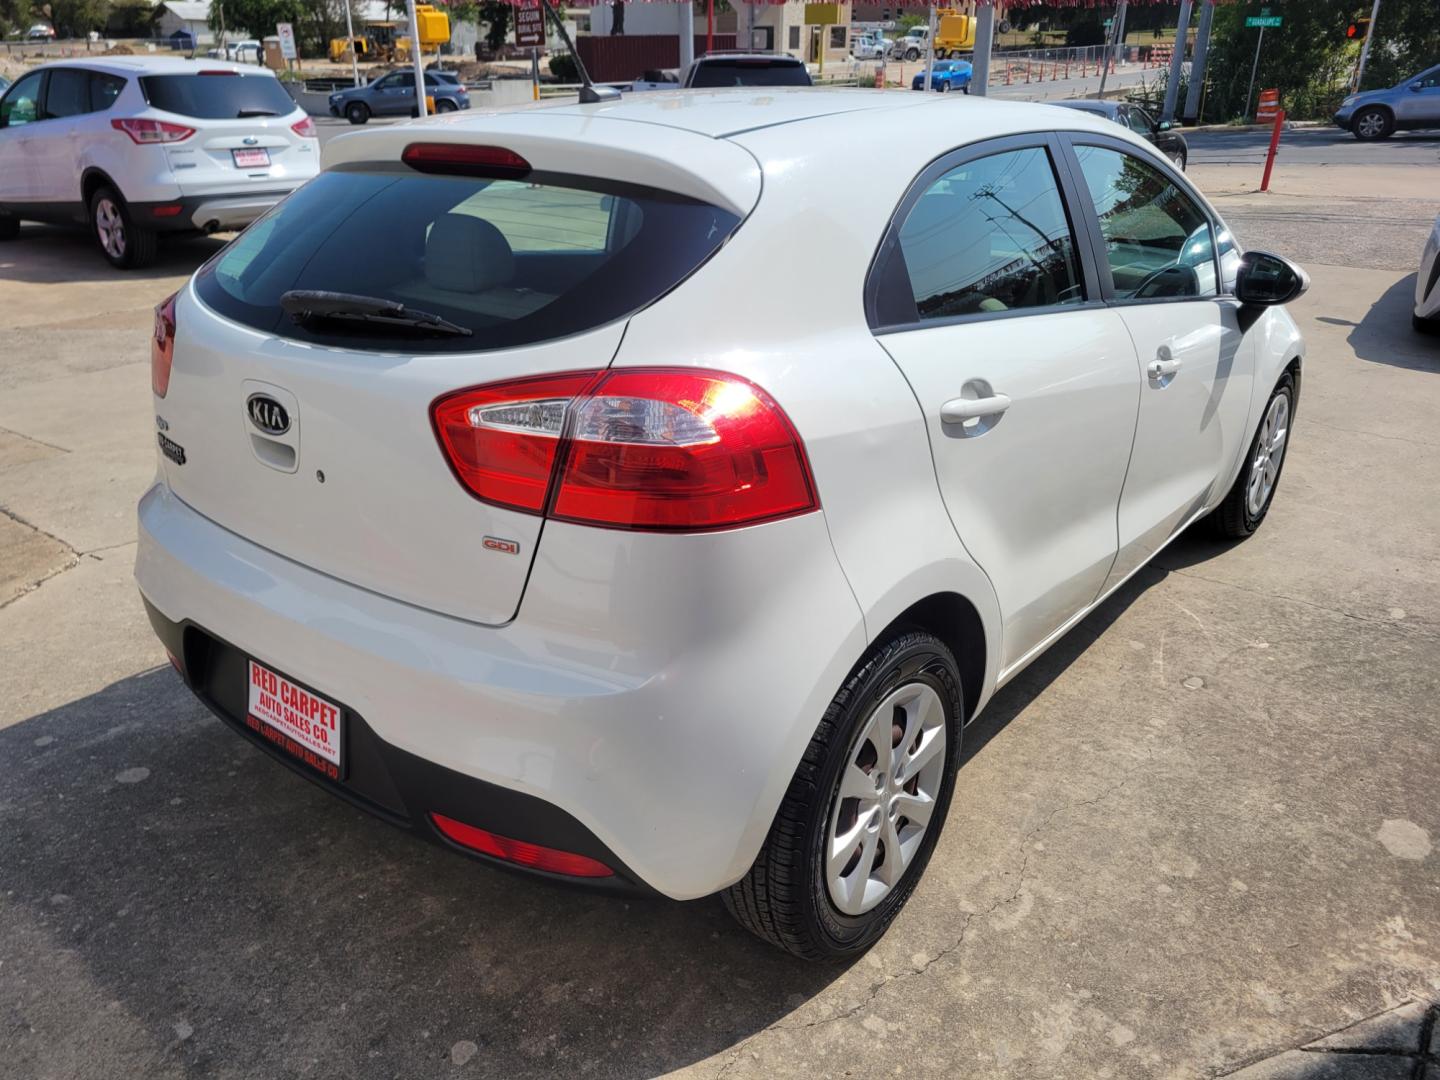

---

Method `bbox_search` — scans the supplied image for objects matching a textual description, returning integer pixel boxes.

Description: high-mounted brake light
[291,116,317,138]
[401,142,531,177]
[431,368,818,531]
[431,813,613,878]
[152,292,177,398]
[112,117,195,144]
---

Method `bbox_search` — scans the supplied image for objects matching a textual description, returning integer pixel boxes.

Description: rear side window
[195,167,741,353]
[885,146,1084,323]
[140,73,296,118]
[689,61,811,88]
[91,72,126,110]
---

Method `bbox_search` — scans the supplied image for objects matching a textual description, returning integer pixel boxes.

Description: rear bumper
[133,189,302,233]
[134,482,866,900]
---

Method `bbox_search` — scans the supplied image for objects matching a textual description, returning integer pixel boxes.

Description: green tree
[38,0,112,37]
[1356,0,1440,90]
[477,0,508,51]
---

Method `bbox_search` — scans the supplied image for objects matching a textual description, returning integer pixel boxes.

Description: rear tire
[0,215,18,241]
[1206,371,1295,539]
[346,101,370,125]
[89,186,156,270]
[1168,148,1187,170]
[1351,106,1393,141]
[436,98,458,113]
[723,631,963,960]
[938,80,951,92]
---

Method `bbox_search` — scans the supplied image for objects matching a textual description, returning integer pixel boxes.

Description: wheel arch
[871,592,987,724]
[81,167,121,209]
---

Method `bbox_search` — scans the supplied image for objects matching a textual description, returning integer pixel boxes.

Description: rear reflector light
[431,813,614,878]
[152,292,177,398]
[291,116,317,138]
[401,142,531,177]
[165,649,183,675]
[431,368,818,531]
[112,117,195,144]
[151,204,183,217]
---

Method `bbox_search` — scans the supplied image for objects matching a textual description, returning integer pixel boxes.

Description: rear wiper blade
[280,290,473,338]
[237,108,280,117]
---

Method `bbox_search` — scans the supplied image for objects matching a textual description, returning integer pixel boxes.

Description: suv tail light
[291,116,317,138]
[152,292,178,398]
[112,117,195,144]
[431,368,817,531]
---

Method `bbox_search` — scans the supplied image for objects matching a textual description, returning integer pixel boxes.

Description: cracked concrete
[0,141,1438,1080]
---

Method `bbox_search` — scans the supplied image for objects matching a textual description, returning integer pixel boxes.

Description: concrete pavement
[1,138,1438,1080]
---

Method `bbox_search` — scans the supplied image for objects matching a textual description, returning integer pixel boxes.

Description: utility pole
[343,0,360,86]
[970,1,993,96]
[922,3,935,92]
[1096,0,1126,99]
[1183,0,1214,123]
[407,0,427,117]
[1244,22,1264,121]
[1161,0,1192,123]
[678,0,694,74]
[1354,0,1382,92]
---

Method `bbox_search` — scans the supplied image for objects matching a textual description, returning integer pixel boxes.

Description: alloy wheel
[825,681,947,916]
[95,198,126,259]
[1356,111,1386,138]
[1246,391,1289,517]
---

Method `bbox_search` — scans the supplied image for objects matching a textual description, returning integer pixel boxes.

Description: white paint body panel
[136,89,1307,898]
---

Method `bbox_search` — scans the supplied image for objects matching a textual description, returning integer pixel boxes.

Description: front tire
[89,186,156,270]
[723,631,963,960]
[1168,147,1187,170]
[1206,371,1295,539]
[904,47,920,62]
[938,80,951,92]
[1352,106,1393,141]
[346,101,370,125]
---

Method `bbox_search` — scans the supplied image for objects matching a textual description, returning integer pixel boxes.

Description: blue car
[329,70,470,124]
[912,60,972,93]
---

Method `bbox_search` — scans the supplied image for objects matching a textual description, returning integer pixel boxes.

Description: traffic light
[1346,17,1371,39]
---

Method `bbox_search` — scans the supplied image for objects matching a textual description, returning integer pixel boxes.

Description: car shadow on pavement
[0,667,844,1078]
[0,224,228,285]
[1331,272,1440,372]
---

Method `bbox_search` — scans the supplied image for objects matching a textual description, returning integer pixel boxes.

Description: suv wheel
[435,98,457,113]
[1352,106,1393,141]
[90,186,157,270]
[723,631,963,959]
[346,101,370,125]
[1207,371,1295,539]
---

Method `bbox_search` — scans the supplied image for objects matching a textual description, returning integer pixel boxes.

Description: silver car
[1334,63,1440,140]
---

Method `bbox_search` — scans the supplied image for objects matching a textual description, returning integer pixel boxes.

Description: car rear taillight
[431,368,818,531]
[401,142,530,177]
[291,116,317,138]
[152,292,177,398]
[431,813,613,877]
[112,117,195,144]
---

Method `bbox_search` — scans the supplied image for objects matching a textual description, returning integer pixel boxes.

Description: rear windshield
[194,166,742,353]
[690,60,812,88]
[140,72,297,118]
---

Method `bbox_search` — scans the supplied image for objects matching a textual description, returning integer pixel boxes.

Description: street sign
[514,0,543,48]
[1245,15,1282,28]
[275,21,297,60]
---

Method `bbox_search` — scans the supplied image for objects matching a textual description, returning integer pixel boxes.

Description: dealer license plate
[232,148,271,168]
[246,660,342,780]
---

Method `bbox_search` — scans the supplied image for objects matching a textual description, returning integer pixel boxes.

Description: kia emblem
[247,394,290,436]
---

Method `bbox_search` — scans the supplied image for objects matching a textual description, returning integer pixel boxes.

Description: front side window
[43,68,91,119]
[891,146,1085,321]
[0,71,43,127]
[1126,106,1155,135]
[1074,144,1218,300]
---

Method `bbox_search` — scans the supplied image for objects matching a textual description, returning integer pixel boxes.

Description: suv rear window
[195,166,742,353]
[689,60,812,88]
[140,72,296,118]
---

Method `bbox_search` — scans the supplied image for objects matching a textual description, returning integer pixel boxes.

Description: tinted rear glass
[690,60,811,88]
[195,167,742,353]
[140,72,296,118]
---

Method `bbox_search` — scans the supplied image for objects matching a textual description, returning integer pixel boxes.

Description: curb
[1185,120,1329,134]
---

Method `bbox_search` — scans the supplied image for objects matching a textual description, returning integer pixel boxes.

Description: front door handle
[1148,357,1182,380]
[941,393,1012,423]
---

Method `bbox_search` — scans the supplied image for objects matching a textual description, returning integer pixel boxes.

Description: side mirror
[1409,82,1424,92]
[1157,119,1174,131]
[1234,251,1310,307]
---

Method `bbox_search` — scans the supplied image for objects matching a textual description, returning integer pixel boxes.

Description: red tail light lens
[431,368,818,531]
[112,117,195,144]
[432,371,602,513]
[291,116,317,139]
[431,813,614,878]
[152,292,177,398]
[402,142,531,177]
[553,369,818,530]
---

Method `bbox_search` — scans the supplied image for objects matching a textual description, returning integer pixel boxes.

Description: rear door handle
[1148,357,1182,380]
[941,393,1012,423]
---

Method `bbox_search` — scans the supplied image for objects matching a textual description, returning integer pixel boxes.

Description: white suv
[135,90,1307,958]
[0,57,318,268]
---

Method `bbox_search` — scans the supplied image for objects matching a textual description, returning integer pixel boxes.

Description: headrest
[425,213,514,293]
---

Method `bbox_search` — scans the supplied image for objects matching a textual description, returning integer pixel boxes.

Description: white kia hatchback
[0,57,318,268]
[135,90,1307,959]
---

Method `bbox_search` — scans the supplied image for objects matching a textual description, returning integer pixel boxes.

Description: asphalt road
[1187,125,1440,165]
